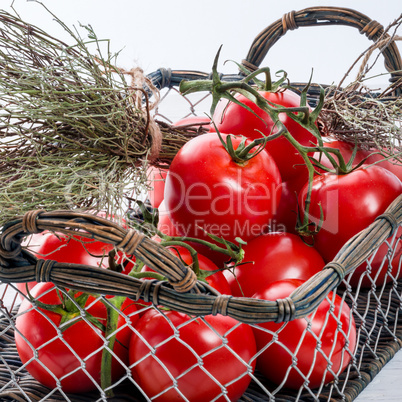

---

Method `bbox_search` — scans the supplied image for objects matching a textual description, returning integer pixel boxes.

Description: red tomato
[300,165,401,261]
[157,199,182,237]
[143,245,232,295]
[379,152,402,182]
[347,226,402,288]
[33,232,114,266]
[252,279,356,390]
[313,139,402,181]
[299,165,402,287]
[226,232,325,297]
[173,115,211,128]
[146,115,211,209]
[211,90,315,182]
[18,232,116,297]
[18,230,132,297]
[15,282,138,393]
[129,309,256,401]
[147,166,168,209]
[271,173,308,234]
[157,200,231,268]
[164,133,282,244]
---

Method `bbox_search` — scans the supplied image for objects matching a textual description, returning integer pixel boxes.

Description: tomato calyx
[295,202,325,242]
[27,286,105,332]
[309,140,368,175]
[213,123,268,164]
[180,48,326,238]
[180,47,319,137]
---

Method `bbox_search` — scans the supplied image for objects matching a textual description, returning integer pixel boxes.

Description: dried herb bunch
[321,82,402,157]
[0,8,200,226]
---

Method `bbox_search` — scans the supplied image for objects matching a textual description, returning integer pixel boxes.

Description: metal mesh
[0,85,401,402]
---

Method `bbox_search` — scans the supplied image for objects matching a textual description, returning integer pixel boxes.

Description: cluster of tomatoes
[147,85,402,394]
[15,232,255,400]
[14,84,402,399]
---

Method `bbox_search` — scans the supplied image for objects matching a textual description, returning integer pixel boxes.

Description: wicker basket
[0,6,402,402]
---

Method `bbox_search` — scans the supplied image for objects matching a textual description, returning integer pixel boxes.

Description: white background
[3,0,402,90]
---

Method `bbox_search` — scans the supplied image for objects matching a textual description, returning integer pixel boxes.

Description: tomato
[18,211,133,297]
[18,232,116,297]
[252,279,356,390]
[379,152,402,182]
[157,199,182,237]
[313,139,402,181]
[173,115,211,128]
[157,200,231,268]
[211,89,315,182]
[271,173,308,234]
[147,166,168,209]
[129,309,256,401]
[15,282,138,393]
[164,132,282,244]
[33,232,114,266]
[347,225,402,288]
[18,229,133,297]
[226,232,325,297]
[299,165,402,287]
[147,116,211,209]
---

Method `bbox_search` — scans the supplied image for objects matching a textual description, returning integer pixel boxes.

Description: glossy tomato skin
[157,199,182,237]
[157,200,231,268]
[18,232,117,297]
[227,232,325,297]
[347,225,402,288]
[173,115,211,128]
[147,116,210,208]
[299,165,402,264]
[18,228,133,297]
[164,133,282,244]
[299,165,402,288]
[271,173,308,234]
[147,166,168,209]
[33,232,114,266]
[15,282,138,393]
[129,309,256,401]
[252,279,356,390]
[211,90,315,182]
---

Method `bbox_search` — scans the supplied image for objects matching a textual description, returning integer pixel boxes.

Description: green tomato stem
[153,226,243,263]
[180,52,363,237]
[100,295,126,397]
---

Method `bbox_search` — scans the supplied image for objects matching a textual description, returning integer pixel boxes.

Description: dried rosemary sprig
[0,8,200,226]
[320,82,402,156]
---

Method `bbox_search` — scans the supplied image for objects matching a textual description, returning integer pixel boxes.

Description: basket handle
[241,6,402,88]
[0,197,401,323]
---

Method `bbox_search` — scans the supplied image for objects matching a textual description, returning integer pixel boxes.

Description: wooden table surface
[354,348,402,401]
